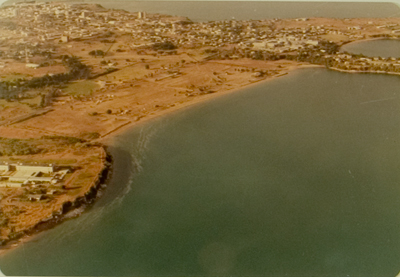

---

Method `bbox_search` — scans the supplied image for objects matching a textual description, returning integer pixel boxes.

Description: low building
[0,182,23,188]
[15,165,54,174]
[60,35,69,42]
[0,164,63,187]
[0,165,10,172]
[26,63,40,68]
[27,194,45,201]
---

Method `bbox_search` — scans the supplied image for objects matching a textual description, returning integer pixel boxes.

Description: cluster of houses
[326,53,400,72]
[0,2,400,74]
[0,2,157,43]
[0,163,69,188]
[0,2,393,51]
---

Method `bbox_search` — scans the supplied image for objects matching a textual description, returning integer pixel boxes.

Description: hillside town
[0,2,400,70]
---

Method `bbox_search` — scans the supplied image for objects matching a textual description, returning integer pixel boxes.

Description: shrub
[152,42,177,51]
[80,132,100,140]
[89,50,105,57]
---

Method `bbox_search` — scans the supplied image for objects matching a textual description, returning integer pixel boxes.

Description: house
[28,194,45,201]
[26,63,40,68]
[60,35,69,42]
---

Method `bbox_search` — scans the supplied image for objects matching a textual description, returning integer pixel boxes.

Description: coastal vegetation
[0,56,91,100]
[0,138,42,156]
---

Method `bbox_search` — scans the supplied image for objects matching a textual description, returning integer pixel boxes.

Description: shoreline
[0,148,113,254]
[98,64,324,145]
[0,63,321,255]
[330,67,400,76]
[1,1,400,271]
[2,60,400,255]
[340,37,400,48]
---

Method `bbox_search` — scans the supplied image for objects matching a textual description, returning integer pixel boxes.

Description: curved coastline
[0,61,329,255]
[0,147,113,253]
[2,0,400,274]
[329,67,400,75]
[339,37,400,56]
[2,2,400,259]
[4,59,400,254]
[340,37,400,48]
[2,59,399,253]
[0,63,318,254]
[97,64,324,145]
[4,67,400,276]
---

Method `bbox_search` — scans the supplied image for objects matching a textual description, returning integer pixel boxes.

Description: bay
[341,39,400,59]
[2,68,400,276]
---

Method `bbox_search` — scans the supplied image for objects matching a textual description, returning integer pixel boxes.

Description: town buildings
[0,163,69,187]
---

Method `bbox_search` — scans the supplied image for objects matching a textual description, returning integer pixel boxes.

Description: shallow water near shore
[341,39,400,59]
[3,68,400,276]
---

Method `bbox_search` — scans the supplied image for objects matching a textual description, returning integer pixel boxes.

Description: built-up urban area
[0,2,400,72]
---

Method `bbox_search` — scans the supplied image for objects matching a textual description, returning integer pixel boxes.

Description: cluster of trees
[285,50,327,64]
[0,44,56,62]
[89,50,105,57]
[41,135,85,144]
[0,214,8,228]
[205,40,341,62]
[204,47,287,61]
[202,41,400,74]
[0,56,91,100]
[0,138,43,156]
[325,57,400,73]
[317,40,340,54]
[152,42,177,51]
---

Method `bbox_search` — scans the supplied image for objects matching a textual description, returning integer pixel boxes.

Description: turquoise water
[2,69,400,276]
[341,39,400,58]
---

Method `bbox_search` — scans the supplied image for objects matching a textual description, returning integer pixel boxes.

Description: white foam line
[360,97,397,105]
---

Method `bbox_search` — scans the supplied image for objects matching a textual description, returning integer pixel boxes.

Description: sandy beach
[98,63,325,144]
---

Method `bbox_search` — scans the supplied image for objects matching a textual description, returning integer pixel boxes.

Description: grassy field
[63,81,100,96]
[0,73,31,81]
[20,95,42,107]
[0,99,23,109]
[0,99,32,113]
[320,34,350,43]
[97,65,149,82]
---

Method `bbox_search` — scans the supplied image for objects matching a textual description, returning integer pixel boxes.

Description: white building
[0,165,10,172]
[26,63,40,69]
[15,165,54,173]
[0,164,57,187]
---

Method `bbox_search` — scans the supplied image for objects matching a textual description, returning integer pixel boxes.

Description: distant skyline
[0,0,399,8]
